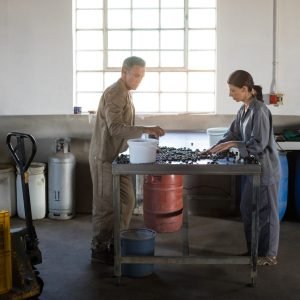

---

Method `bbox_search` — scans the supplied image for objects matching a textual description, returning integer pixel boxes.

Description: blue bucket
[121,228,156,277]
[295,153,300,220]
[278,151,288,221]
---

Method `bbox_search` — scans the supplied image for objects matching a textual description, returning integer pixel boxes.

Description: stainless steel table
[113,160,261,286]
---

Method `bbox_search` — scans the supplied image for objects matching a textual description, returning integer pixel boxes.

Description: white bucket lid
[16,162,45,175]
[207,127,228,135]
[127,138,158,146]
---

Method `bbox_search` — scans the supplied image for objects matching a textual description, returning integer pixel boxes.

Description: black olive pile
[116,154,131,164]
[156,147,235,163]
[115,146,259,165]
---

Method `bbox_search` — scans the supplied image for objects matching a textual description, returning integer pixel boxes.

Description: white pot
[206,127,228,147]
[127,138,158,164]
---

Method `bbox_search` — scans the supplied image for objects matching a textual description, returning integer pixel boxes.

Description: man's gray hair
[122,56,146,70]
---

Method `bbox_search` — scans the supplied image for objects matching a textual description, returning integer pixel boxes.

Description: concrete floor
[10,212,300,300]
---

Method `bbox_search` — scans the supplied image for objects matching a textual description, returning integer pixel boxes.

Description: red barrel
[143,175,183,233]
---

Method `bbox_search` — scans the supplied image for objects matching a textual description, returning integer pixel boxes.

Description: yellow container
[0,210,12,294]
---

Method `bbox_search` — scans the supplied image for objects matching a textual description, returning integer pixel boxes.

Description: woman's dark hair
[227,70,263,102]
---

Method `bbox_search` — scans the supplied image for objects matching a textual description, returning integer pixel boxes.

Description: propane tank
[48,138,76,220]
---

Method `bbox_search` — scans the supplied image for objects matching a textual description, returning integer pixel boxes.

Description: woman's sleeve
[237,108,271,158]
[217,111,242,144]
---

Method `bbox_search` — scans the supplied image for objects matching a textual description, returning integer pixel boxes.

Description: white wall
[217,0,300,116]
[277,0,300,115]
[217,0,272,114]
[0,0,73,115]
[0,0,299,116]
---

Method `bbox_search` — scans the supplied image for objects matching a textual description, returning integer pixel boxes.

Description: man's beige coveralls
[89,78,145,250]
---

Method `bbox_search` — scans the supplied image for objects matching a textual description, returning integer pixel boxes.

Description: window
[74,0,216,113]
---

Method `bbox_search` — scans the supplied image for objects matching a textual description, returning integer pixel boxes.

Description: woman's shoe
[257,256,277,266]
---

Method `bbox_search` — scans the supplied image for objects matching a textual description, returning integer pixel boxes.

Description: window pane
[161,30,184,49]
[189,30,215,49]
[160,51,184,67]
[76,51,103,71]
[160,93,186,113]
[77,10,103,29]
[76,31,103,50]
[104,72,121,87]
[77,0,102,9]
[133,31,159,49]
[161,9,184,28]
[132,0,159,8]
[74,0,217,113]
[189,0,216,8]
[188,50,215,69]
[77,72,103,92]
[132,51,159,67]
[77,92,101,110]
[108,31,131,49]
[188,72,215,92]
[133,93,160,113]
[161,0,184,8]
[188,93,215,113]
[132,9,159,29]
[107,9,131,29]
[138,72,159,91]
[107,0,130,8]
[107,51,131,68]
[189,9,216,28]
[160,72,186,92]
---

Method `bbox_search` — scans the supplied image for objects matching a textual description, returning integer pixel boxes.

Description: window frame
[74,0,217,114]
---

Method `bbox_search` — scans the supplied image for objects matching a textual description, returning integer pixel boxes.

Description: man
[89,56,165,264]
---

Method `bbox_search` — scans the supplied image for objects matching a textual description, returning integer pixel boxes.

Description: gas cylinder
[48,138,76,220]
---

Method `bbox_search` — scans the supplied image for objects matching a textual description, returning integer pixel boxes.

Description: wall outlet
[263,93,284,106]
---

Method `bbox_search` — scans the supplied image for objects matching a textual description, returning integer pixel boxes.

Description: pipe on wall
[270,0,279,94]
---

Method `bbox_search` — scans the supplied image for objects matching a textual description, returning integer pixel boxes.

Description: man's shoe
[91,249,114,265]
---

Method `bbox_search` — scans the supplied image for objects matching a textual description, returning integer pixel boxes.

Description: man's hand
[144,126,165,138]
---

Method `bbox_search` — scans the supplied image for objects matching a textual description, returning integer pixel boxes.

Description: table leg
[250,174,260,287]
[113,175,121,279]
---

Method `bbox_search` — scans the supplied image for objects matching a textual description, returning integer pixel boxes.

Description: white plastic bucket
[16,162,46,220]
[127,139,158,164]
[0,164,16,216]
[207,127,228,147]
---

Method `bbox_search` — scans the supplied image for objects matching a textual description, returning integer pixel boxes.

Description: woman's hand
[208,141,237,154]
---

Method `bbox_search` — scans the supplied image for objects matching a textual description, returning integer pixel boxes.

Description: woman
[209,70,280,266]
